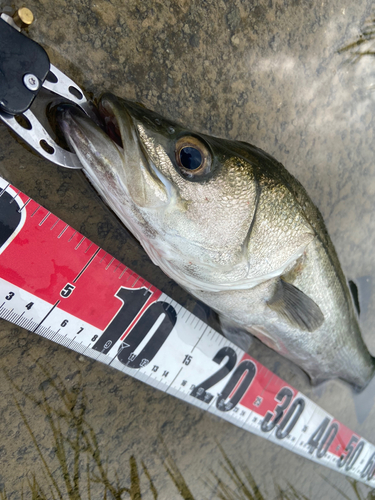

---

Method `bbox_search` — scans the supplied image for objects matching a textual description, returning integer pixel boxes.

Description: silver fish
[58,93,375,391]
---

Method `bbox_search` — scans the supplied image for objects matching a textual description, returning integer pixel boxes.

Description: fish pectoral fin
[267,279,324,332]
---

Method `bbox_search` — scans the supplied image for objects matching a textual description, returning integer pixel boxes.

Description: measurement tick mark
[167,367,183,391]
[191,325,208,353]
[75,236,85,250]
[0,183,10,197]
[68,230,77,242]
[31,205,40,217]
[105,257,115,270]
[9,190,20,203]
[119,267,128,279]
[84,242,93,254]
[18,198,31,213]
[39,212,51,226]
[57,224,69,239]
[73,248,100,283]
[33,301,60,333]
[50,219,60,231]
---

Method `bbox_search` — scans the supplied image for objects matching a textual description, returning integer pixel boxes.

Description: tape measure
[0,175,374,486]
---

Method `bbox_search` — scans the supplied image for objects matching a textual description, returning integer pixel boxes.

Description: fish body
[58,94,375,390]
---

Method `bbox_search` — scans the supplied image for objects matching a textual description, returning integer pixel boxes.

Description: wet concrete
[1,0,375,498]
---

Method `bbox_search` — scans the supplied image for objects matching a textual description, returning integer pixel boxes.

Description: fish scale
[0,176,375,485]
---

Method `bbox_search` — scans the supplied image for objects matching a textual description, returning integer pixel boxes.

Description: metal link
[0,109,82,169]
[43,65,99,124]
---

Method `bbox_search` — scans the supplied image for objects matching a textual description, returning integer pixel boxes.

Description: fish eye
[175,136,212,178]
[180,147,202,170]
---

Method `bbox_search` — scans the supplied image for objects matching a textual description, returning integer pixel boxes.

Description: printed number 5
[60,283,75,298]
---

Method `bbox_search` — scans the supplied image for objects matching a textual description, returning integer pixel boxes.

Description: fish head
[58,93,314,293]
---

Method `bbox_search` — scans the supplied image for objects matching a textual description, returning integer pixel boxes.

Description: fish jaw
[57,104,128,205]
[99,95,173,210]
[57,102,170,211]
[57,100,180,262]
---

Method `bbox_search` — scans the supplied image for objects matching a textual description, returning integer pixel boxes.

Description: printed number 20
[191,347,256,412]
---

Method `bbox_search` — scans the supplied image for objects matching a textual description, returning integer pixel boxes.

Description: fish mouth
[56,93,173,209]
[55,92,149,167]
[96,94,149,152]
[97,93,174,206]
[97,95,124,149]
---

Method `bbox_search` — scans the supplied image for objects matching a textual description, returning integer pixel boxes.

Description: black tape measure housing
[0,18,50,115]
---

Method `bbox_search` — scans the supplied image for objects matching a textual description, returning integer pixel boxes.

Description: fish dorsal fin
[348,280,360,316]
[267,279,324,332]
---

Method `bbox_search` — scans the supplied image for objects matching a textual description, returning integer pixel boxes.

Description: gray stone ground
[0,0,375,498]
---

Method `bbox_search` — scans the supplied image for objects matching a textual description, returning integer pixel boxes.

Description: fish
[57,93,375,391]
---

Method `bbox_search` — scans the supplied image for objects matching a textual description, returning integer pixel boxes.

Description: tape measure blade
[0,175,375,486]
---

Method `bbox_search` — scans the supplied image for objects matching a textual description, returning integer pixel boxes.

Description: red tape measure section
[0,179,374,485]
[0,188,161,332]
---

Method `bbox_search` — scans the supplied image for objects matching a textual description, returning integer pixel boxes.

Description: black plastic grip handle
[0,17,50,115]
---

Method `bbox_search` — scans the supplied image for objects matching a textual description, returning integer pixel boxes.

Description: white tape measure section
[1,278,375,483]
[0,277,101,353]
[0,177,374,485]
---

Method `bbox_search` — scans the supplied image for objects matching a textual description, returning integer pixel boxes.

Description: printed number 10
[93,287,177,369]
